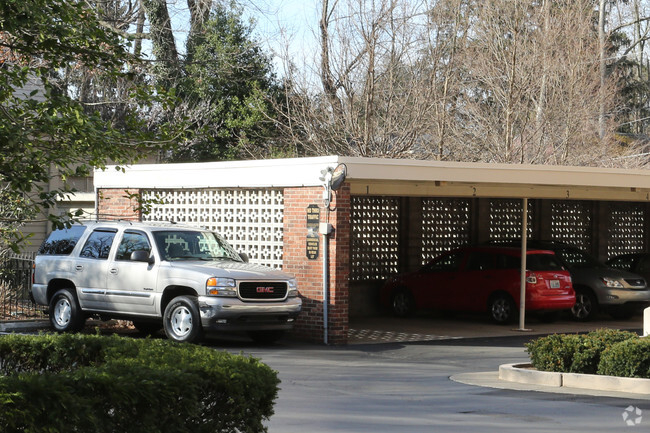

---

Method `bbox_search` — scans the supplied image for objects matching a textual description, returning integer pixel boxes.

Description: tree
[0,0,172,252]
[277,0,626,165]
[170,3,283,161]
[140,0,284,161]
[277,0,455,158]
[453,0,616,165]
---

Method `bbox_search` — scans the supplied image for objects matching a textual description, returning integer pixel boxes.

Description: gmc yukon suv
[32,221,301,343]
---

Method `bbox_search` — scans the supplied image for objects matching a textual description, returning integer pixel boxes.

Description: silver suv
[32,221,301,343]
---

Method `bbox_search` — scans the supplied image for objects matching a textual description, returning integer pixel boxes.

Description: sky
[159,0,320,80]
[248,0,320,77]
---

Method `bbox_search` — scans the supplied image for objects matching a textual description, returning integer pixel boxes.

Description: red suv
[380,246,575,323]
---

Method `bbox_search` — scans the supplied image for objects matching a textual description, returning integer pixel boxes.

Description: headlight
[601,277,624,288]
[206,277,237,297]
[288,278,299,297]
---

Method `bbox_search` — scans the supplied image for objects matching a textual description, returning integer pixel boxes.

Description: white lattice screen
[550,200,592,251]
[141,189,284,268]
[488,199,533,240]
[351,196,400,281]
[607,202,646,259]
[422,198,471,263]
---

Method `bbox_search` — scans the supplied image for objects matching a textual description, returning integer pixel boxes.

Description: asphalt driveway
[218,319,650,433]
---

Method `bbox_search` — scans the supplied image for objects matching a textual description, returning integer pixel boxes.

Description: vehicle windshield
[553,247,607,270]
[153,230,243,262]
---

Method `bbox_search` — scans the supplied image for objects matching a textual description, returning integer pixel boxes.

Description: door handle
[75,265,83,271]
[110,268,118,275]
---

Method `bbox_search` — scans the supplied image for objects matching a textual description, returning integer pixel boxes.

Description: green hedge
[598,338,650,378]
[0,334,280,433]
[525,329,642,377]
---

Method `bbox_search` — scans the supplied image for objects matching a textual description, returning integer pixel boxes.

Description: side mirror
[239,252,250,263]
[131,250,155,265]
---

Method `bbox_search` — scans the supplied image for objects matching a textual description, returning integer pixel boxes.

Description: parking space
[347,312,645,345]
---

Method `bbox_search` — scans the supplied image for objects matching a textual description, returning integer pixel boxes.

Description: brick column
[283,185,350,344]
[97,188,142,220]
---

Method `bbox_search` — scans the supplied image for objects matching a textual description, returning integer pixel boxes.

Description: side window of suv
[79,229,117,259]
[38,226,86,255]
[116,231,151,261]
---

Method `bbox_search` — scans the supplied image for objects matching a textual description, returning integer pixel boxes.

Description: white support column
[517,198,530,331]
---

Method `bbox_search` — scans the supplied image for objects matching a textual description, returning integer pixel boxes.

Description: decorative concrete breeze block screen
[421,198,471,263]
[141,189,284,268]
[551,200,592,251]
[351,196,400,281]
[607,202,645,259]
[488,198,533,241]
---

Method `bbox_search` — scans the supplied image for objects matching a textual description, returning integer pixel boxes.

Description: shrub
[570,329,638,374]
[0,334,280,433]
[525,333,582,372]
[598,338,650,378]
[525,329,638,374]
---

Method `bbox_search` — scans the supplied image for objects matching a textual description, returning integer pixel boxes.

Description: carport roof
[94,156,650,201]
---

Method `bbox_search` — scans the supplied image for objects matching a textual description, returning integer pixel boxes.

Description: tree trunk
[598,0,607,141]
[141,0,180,87]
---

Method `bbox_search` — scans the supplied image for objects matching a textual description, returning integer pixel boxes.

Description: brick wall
[97,188,141,220]
[283,185,350,345]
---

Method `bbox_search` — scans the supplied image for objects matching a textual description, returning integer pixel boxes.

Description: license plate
[550,280,560,289]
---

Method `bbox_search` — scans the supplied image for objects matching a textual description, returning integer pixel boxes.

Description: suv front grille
[624,278,646,288]
[239,282,288,301]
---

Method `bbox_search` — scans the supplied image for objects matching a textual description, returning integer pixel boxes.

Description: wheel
[571,289,598,321]
[391,289,416,317]
[49,288,85,332]
[163,296,203,343]
[248,330,285,345]
[488,293,517,324]
[132,320,162,335]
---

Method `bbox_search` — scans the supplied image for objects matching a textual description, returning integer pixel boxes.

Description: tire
[49,288,85,333]
[391,289,416,317]
[248,330,285,345]
[163,296,203,343]
[488,293,517,324]
[571,289,598,321]
[132,320,162,335]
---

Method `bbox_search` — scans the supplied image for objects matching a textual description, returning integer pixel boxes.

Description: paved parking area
[348,312,645,344]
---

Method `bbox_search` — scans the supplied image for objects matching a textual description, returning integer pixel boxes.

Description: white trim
[94,156,341,189]
[94,156,650,200]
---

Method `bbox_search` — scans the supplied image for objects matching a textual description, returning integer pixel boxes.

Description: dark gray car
[490,240,649,320]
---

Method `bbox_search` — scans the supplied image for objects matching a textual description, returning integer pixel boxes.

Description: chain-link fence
[0,254,46,320]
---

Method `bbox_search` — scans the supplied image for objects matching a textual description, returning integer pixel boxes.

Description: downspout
[322,226,329,345]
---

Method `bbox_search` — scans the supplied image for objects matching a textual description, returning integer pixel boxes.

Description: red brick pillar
[96,188,142,220]
[283,185,350,344]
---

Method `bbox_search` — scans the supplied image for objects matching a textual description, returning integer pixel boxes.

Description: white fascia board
[339,157,650,189]
[95,155,650,191]
[94,156,342,189]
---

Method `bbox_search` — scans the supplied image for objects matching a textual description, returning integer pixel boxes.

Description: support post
[518,198,530,331]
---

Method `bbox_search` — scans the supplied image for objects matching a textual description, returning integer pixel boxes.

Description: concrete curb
[499,363,650,394]
[0,320,49,333]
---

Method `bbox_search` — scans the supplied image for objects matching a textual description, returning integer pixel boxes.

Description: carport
[94,156,650,344]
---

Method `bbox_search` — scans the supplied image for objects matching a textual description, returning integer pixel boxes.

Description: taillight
[525,273,537,284]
